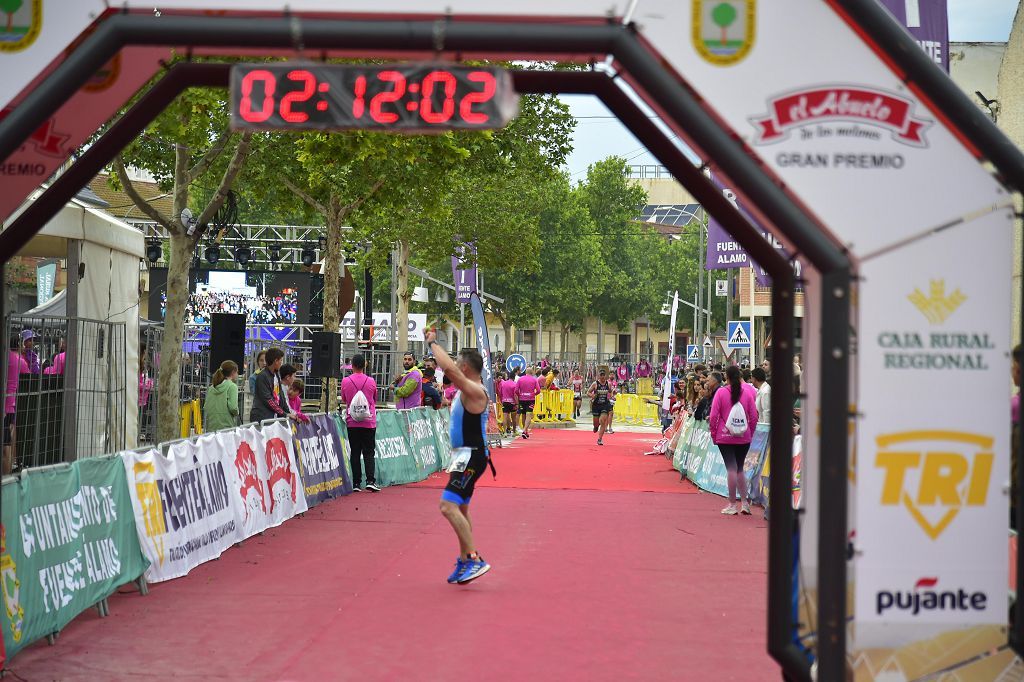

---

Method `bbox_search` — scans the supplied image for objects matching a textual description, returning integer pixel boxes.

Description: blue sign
[505,353,527,373]
[727,320,752,349]
[686,344,700,363]
[36,260,57,307]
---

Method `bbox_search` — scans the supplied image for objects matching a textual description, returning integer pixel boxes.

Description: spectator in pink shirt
[342,354,379,492]
[5,336,30,474]
[44,337,66,375]
[286,378,310,424]
[709,365,759,516]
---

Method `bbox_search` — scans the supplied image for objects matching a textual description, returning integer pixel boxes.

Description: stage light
[205,245,220,264]
[268,243,281,262]
[301,243,316,267]
[233,244,251,267]
[145,239,162,264]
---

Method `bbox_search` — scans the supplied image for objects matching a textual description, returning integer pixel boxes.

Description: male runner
[516,367,541,439]
[588,367,616,445]
[425,330,493,585]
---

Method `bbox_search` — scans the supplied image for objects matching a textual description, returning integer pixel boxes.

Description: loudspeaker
[310,331,341,378]
[210,313,246,373]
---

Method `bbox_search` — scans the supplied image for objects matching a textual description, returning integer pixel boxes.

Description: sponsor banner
[1,46,169,224]
[855,210,1012,645]
[451,242,477,304]
[0,457,149,658]
[222,422,308,540]
[704,175,801,287]
[640,0,1008,259]
[340,312,426,343]
[293,413,352,508]
[469,293,496,402]
[35,259,55,306]
[123,438,242,583]
[661,291,678,411]
[671,418,771,504]
[372,410,424,486]
[404,409,443,473]
[0,1,106,109]
[877,0,949,72]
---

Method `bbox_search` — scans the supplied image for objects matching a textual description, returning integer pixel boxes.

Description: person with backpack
[709,364,759,516]
[342,354,379,492]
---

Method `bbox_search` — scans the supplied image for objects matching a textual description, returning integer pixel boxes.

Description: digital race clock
[230,63,519,132]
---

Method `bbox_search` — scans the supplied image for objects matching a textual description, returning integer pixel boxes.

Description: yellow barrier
[179,399,203,438]
[610,393,661,425]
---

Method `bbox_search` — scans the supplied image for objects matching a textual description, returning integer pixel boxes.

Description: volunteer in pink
[498,371,519,435]
[708,365,759,515]
[516,367,541,439]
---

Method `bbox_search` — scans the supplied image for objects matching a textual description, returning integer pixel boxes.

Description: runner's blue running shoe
[457,558,491,584]
[447,557,468,584]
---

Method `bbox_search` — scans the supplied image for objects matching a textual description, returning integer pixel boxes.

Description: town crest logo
[692,1,756,66]
[0,0,41,53]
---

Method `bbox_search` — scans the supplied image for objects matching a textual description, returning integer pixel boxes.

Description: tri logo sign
[874,430,994,540]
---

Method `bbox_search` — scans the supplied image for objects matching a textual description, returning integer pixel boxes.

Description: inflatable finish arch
[0,2,1021,679]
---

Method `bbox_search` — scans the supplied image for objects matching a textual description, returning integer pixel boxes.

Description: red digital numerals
[238,67,500,127]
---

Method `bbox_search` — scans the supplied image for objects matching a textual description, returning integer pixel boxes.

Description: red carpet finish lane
[8,427,776,681]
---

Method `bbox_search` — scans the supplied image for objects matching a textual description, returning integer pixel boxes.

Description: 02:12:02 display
[232,64,514,131]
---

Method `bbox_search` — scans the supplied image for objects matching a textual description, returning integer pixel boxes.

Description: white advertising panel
[220,422,308,541]
[123,421,307,582]
[0,47,170,224]
[854,208,1013,646]
[636,0,1010,258]
[0,0,106,110]
[122,438,243,583]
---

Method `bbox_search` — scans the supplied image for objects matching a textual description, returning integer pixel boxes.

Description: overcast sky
[562,0,1021,180]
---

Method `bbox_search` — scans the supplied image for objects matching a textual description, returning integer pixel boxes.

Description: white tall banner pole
[662,291,679,411]
[749,267,757,367]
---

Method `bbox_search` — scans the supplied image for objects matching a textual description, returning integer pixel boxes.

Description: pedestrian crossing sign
[727,321,752,349]
[686,344,700,362]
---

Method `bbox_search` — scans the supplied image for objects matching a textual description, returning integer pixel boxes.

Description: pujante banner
[293,413,353,508]
[854,211,1011,646]
[0,457,149,659]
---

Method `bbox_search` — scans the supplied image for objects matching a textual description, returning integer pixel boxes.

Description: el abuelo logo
[750,86,932,170]
[875,431,994,540]
[876,577,987,617]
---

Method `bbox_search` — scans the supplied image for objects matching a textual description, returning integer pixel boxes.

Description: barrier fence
[666,416,803,511]
[0,405,450,664]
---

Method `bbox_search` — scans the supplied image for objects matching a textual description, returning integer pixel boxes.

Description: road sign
[702,335,712,348]
[686,344,700,363]
[505,353,527,373]
[727,321,752,349]
[718,339,734,358]
[715,279,728,296]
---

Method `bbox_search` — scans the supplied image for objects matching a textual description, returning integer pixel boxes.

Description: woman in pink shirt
[5,337,29,474]
[709,365,759,516]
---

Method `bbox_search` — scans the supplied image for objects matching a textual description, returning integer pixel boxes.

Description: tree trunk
[396,239,411,353]
[320,206,344,412]
[156,231,194,442]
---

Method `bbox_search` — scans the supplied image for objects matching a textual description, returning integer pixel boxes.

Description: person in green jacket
[204,360,240,432]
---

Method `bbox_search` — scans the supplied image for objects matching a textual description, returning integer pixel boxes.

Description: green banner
[1,456,149,658]
[429,408,451,470]
[330,413,355,492]
[373,410,427,486]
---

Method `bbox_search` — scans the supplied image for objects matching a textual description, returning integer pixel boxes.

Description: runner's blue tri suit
[441,392,492,506]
